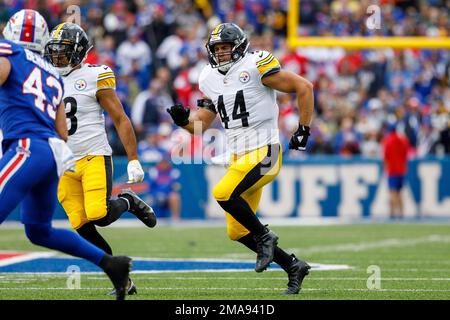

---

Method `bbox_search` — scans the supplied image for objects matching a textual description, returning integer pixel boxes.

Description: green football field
[1,223,450,300]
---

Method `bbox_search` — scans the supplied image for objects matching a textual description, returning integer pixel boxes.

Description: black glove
[166,103,190,127]
[289,125,310,151]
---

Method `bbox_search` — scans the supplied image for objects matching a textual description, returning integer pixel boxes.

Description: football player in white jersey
[45,23,157,295]
[167,23,313,294]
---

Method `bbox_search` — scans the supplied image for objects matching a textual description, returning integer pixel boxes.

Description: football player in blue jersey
[0,9,131,300]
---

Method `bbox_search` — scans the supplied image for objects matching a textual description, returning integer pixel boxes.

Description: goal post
[287,0,450,49]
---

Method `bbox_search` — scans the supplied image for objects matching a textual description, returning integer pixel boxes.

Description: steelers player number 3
[63,96,78,135]
[217,90,249,129]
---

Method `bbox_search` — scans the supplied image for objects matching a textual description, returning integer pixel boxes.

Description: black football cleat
[102,256,132,300]
[119,189,157,228]
[107,278,137,296]
[253,226,279,273]
[284,255,311,294]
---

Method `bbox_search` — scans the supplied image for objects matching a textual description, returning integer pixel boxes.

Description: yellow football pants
[57,155,113,229]
[213,144,282,241]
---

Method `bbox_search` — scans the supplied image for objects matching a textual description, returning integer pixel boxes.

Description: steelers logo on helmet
[44,22,92,76]
[206,23,249,72]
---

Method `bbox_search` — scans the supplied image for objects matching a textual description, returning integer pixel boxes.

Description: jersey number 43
[22,67,63,120]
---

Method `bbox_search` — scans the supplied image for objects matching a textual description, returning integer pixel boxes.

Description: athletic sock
[217,196,266,236]
[94,198,129,227]
[77,222,113,255]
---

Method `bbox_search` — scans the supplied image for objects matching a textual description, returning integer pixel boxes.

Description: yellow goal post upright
[287,0,450,49]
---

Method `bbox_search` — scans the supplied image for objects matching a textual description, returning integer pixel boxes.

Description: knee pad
[24,223,51,246]
[213,183,232,202]
[85,202,108,222]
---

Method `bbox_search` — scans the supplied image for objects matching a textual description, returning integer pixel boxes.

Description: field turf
[0,223,449,300]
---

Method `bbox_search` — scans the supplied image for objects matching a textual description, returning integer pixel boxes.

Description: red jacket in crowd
[382,131,410,176]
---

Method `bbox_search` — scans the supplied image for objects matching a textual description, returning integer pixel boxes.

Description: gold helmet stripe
[51,23,66,39]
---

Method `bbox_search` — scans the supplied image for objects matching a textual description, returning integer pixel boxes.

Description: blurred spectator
[146,155,181,221]
[361,130,382,158]
[144,4,174,65]
[131,79,174,140]
[382,123,410,219]
[4,0,448,162]
[156,24,186,73]
[138,127,166,163]
[116,27,152,90]
[334,116,362,156]
[103,0,128,44]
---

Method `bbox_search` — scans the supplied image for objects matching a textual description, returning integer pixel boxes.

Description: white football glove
[127,159,145,183]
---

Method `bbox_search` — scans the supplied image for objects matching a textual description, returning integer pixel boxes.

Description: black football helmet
[44,22,91,76]
[206,23,249,71]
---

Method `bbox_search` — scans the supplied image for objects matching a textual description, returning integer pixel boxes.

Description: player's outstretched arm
[262,70,314,151]
[167,101,217,135]
[97,88,138,160]
[55,101,68,141]
[262,69,314,127]
[0,57,11,86]
[97,88,145,183]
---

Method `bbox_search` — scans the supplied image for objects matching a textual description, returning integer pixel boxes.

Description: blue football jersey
[0,39,64,140]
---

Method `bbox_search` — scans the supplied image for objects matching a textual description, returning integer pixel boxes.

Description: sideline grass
[1,224,450,300]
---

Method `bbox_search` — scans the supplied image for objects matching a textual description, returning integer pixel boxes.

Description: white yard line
[0,252,56,267]
[83,276,450,281]
[3,275,450,282]
[287,235,450,254]
[1,287,450,293]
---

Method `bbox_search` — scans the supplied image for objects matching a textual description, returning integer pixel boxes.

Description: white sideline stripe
[3,275,450,282]
[377,269,450,272]
[84,276,450,281]
[317,260,450,265]
[0,264,352,274]
[0,252,56,267]
[45,255,256,263]
[1,287,450,293]
[287,235,450,254]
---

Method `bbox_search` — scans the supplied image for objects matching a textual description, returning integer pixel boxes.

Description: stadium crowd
[1,0,449,161]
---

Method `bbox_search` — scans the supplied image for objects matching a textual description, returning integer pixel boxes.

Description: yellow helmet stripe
[54,23,66,34]
[212,24,223,35]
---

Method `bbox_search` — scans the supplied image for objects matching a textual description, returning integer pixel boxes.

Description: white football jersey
[62,64,114,160]
[199,50,281,155]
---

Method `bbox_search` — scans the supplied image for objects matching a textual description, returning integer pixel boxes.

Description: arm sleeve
[255,50,281,79]
[96,66,116,91]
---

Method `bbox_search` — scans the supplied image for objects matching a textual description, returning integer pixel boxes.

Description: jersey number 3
[63,97,78,136]
[217,90,249,129]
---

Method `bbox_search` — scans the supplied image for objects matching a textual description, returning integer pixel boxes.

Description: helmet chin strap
[55,65,74,76]
[218,63,233,73]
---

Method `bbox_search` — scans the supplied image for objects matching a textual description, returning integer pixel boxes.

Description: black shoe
[102,256,132,300]
[254,226,279,273]
[119,189,157,228]
[107,278,137,296]
[284,254,311,294]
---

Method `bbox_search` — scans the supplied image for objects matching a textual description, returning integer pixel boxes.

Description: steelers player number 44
[217,90,249,129]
